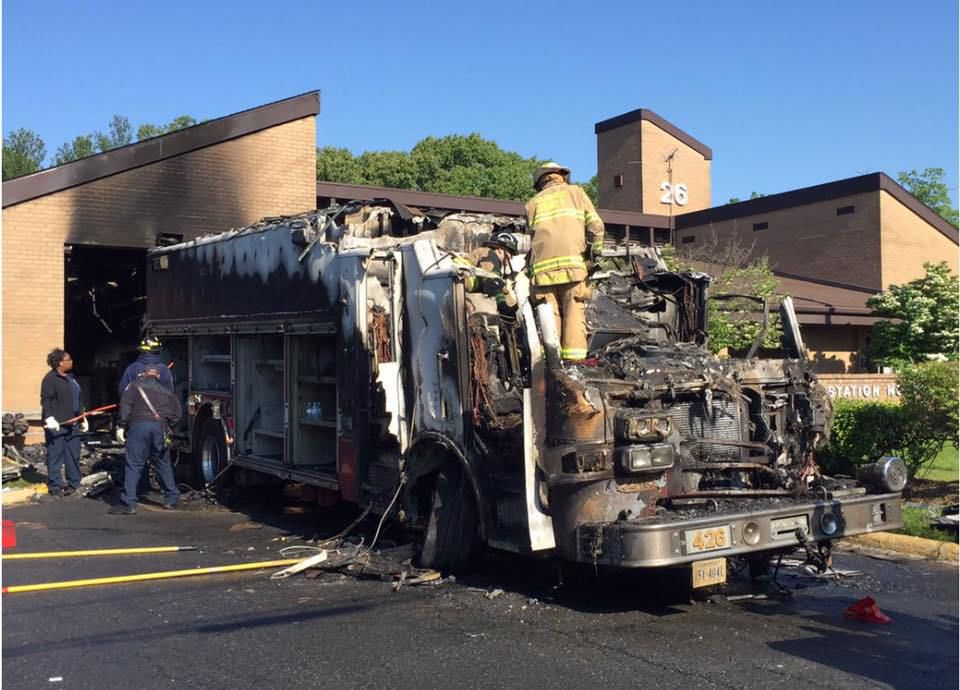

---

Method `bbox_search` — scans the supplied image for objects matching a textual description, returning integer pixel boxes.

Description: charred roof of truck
[149,200,527,258]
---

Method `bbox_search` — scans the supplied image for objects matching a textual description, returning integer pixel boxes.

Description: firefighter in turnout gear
[468,231,520,313]
[457,231,521,316]
[525,162,604,362]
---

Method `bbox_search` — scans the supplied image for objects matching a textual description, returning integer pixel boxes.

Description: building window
[614,174,624,188]
[681,235,696,244]
[837,205,855,216]
[753,221,768,231]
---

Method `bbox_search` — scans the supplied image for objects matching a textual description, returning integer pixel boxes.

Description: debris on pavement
[272,541,444,590]
[78,471,114,497]
[484,588,505,600]
[271,550,329,579]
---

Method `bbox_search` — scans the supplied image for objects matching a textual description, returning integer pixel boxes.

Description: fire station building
[2,92,957,421]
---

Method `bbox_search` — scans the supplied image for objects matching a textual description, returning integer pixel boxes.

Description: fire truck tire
[194,418,227,488]
[419,463,480,573]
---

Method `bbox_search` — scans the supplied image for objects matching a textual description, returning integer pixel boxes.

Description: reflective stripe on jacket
[525,182,604,287]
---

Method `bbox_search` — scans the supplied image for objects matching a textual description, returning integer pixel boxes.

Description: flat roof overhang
[316,180,670,229]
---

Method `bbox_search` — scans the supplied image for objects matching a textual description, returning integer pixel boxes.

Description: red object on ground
[2,519,16,549]
[844,596,892,624]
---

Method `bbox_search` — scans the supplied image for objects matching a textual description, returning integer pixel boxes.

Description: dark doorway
[64,245,147,409]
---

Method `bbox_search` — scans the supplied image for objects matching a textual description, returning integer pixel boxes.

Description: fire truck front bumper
[567,492,903,568]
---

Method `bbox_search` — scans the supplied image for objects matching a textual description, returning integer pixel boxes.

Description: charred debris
[152,199,838,520]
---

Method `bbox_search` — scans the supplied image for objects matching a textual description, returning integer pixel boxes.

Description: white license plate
[684,525,732,554]
[692,557,727,588]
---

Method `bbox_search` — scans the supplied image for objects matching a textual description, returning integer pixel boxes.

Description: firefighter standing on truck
[525,162,604,362]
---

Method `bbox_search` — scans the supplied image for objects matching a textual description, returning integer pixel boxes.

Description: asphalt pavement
[2,491,957,689]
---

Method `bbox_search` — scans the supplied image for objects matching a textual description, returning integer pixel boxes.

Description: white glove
[44,416,60,432]
[80,417,90,433]
[115,427,126,444]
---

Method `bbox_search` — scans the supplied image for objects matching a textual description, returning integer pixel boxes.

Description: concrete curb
[846,532,959,562]
[2,485,47,506]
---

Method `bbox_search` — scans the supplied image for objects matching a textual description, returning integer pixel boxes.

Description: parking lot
[2,492,957,689]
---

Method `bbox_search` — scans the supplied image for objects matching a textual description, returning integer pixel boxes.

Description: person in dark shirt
[118,336,174,498]
[40,349,87,496]
[118,336,174,396]
[109,365,182,515]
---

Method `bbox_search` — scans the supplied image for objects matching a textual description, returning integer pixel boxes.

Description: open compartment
[289,334,337,469]
[235,334,285,460]
[191,335,232,392]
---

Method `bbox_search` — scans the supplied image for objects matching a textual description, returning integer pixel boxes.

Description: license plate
[684,525,731,554]
[692,557,727,588]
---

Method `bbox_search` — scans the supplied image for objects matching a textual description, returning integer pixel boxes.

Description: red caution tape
[844,596,892,624]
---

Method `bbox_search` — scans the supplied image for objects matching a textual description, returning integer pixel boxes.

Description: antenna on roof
[664,149,679,245]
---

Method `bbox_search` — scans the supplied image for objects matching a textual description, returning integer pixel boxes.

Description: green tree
[410,133,542,199]
[2,128,46,180]
[866,262,959,367]
[94,114,133,152]
[728,191,765,204]
[54,134,96,165]
[316,146,364,184]
[137,115,198,141]
[580,174,599,207]
[358,150,419,190]
[316,133,547,201]
[663,232,782,353]
[897,168,959,226]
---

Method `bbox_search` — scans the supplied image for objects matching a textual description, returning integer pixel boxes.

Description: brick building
[672,174,959,372]
[1,92,320,419]
[2,94,956,424]
[592,108,958,373]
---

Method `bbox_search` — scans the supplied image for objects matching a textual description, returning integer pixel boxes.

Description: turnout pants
[533,281,591,361]
[44,426,82,492]
[122,422,179,507]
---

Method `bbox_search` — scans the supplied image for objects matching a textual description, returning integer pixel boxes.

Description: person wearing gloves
[117,336,174,498]
[40,348,87,496]
[462,231,522,316]
[111,365,182,514]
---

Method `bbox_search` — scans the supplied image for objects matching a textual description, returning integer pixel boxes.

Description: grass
[919,444,959,482]
[898,506,957,543]
[2,477,43,490]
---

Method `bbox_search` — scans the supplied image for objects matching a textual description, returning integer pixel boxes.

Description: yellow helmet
[533,161,571,189]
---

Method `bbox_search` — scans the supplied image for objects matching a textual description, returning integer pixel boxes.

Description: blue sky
[3,0,957,205]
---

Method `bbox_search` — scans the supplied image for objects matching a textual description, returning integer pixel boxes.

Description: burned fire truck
[145,202,905,584]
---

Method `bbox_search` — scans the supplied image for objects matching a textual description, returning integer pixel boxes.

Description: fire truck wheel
[418,463,480,573]
[195,418,227,488]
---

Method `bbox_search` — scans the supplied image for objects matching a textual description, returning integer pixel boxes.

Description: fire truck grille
[669,398,742,462]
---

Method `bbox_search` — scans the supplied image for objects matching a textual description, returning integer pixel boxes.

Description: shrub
[817,400,904,476]
[897,360,959,477]
[818,361,959,478]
